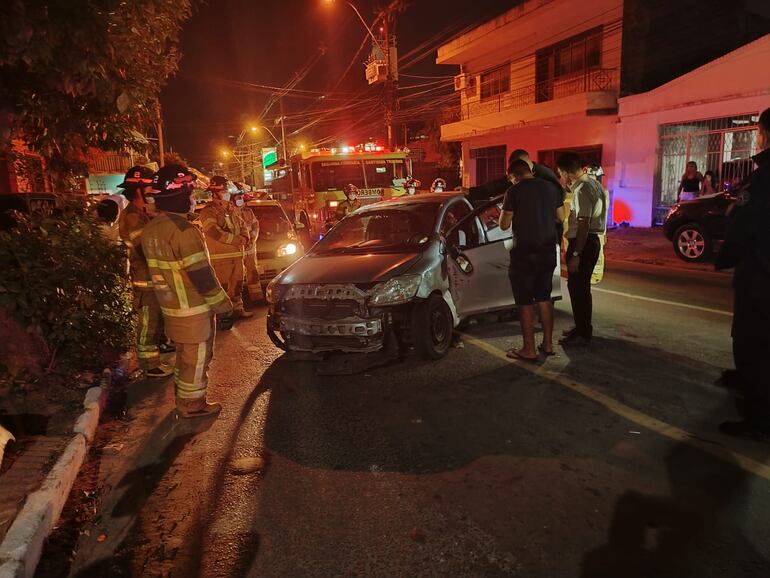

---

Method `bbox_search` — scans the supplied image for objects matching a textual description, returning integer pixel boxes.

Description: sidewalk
[604,226,728,275]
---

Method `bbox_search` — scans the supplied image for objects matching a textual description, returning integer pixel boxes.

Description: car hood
[277,251,422,285]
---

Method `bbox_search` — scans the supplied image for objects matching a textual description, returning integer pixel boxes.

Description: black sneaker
[719,420,770,440]
[561,327,578,337]
[559,332,591,346]
[145,366,173,378]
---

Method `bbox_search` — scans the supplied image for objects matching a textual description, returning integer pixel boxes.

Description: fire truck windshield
[311,158,407,192]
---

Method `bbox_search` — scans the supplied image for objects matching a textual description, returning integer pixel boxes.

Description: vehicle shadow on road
[579,399,770,578]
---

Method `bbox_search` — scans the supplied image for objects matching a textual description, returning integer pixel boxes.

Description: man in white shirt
[556,153,608,345]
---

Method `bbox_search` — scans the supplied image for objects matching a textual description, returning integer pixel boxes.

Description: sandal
[538,344,556,357]
[506,349,539,363]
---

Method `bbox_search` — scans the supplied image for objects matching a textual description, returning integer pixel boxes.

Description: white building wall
[611,34,770,227]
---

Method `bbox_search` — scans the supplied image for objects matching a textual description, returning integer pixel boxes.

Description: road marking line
[592,287,732,317]
[461,333,770,482]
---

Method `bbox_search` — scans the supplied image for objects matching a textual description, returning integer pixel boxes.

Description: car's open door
[445,195,561,319]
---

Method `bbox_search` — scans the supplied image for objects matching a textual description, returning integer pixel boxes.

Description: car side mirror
[456,254,473,274]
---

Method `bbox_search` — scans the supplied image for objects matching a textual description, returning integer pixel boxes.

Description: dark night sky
[159,0,516,169]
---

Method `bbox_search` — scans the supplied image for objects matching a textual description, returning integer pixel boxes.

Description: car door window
[441,201,479,248]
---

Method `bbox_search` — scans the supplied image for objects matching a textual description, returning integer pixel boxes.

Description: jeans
[566,234,601,338]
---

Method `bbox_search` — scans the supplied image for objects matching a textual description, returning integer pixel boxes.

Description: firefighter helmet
[430,178,447,193]
[150,164,197,196]
[207,175,228,192]
[343,183,359,198]
[118,165,155,190]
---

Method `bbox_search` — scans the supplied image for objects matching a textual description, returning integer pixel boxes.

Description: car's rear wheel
[673,223,711,262]
[412,294,453,359]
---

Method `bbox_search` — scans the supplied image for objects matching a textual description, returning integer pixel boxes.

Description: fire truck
[265,143,413,241]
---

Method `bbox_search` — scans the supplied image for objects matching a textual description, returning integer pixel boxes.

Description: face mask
[435,187,444,193]
[221,192,231,202]
[349,194,357,202]
[234,198,245,207]
[408,187,415,195]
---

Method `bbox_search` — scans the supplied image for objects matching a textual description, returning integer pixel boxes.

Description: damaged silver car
[266,192,561,359]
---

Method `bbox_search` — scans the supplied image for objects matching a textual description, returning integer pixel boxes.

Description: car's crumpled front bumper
[267,284,391,354]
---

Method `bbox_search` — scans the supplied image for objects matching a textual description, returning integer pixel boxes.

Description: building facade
[437,0,623,189]
[612,34,770,226]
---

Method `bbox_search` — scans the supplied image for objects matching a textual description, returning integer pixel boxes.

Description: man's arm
[469,177,509,203]
[199,207,248,247]
[180,226,233,315]
[499,210,513,231]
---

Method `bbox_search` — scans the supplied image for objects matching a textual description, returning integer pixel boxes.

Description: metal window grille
[656,113,759,208]
[471,145,506,185]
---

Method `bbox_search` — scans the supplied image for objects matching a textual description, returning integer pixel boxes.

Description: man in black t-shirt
[499,159,565,362]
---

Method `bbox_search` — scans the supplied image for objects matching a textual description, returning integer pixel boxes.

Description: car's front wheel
[411,294,453,359]
[673,223,711,262]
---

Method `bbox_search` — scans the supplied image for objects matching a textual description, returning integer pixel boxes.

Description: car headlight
[276,242,298,258]
[368,275,422,306]
[666,204,680,219]
[265,278,283,304]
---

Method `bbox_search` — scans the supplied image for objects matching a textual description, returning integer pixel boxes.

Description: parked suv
[662,192,734,262]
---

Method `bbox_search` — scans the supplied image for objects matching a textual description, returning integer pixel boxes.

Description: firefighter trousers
[133,289,163,370]
[171,315,216,400]
[244,243,264,301]
[212,256,245,313]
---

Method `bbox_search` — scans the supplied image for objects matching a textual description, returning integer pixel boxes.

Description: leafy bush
[0,196,134,376]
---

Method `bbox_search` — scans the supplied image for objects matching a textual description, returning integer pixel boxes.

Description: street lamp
[322,0,385,54]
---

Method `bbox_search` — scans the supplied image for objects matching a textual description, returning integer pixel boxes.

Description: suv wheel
[673,224,711,262]
[411,294,453,359]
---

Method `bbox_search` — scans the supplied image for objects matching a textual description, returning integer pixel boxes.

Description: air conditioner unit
[453,74,467,91]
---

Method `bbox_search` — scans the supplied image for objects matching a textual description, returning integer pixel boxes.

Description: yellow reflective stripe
[129,229,143,241]
[244,246,256,255]
[132,280,153,288]
[140,305,150,346]
[209,251,244,260]
[124,239,135,248]
[193,342,207,390]
[204,290,227,306]
[172,269,188,310]
[160,304,212,317]
[181,251,208,268]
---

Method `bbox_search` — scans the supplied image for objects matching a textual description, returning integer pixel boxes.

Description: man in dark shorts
[499,159,565,361]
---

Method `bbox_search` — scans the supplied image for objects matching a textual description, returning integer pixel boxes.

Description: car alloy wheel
[674,224,710,262]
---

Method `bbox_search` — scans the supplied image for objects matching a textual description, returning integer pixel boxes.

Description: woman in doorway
[677,161,703,201]
[701,170,718,196]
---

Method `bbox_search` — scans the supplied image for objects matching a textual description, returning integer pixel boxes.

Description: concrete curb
[0,369,111,578]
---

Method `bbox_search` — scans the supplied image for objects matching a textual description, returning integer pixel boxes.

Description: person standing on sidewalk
[117,166,173,379]
[234,188,264,304]
[499,159,565,361]
[717,107,770,439]
[557,152,608,346]
[142,164,233,418]
[199,176,252,323]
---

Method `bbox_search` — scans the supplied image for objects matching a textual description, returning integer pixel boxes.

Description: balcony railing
[444,68,618,123]
[88,151,136,174]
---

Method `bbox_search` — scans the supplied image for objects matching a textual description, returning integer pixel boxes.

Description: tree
[0,0,192,167]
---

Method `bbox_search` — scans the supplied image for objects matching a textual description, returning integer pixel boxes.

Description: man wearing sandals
[499,158,565,361]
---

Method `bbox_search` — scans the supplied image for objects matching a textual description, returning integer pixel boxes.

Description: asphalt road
[38,261,770,578]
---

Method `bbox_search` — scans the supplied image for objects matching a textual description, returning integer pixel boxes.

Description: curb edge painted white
[0,369,111,578]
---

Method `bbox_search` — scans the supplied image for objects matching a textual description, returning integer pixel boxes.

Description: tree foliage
[0,0,192,162]
[0,196,134,375]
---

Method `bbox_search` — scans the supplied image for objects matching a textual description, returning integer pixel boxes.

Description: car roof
[361,192,465,211]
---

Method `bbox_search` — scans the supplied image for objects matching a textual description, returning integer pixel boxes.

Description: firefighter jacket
[238,205,260,256]
[141,211,233,340]
[198,199,249,260]
[118,204,153,290]
[336,199,360,220]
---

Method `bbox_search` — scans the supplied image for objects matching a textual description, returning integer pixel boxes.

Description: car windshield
[311,158,408,192]
[248,204,290,234]
[311,203,440,255]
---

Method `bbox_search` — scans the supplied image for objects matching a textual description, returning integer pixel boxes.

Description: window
[441,201,479,248]
[480,64,510,100]
[535,26,602,91]
[471,145,507,187]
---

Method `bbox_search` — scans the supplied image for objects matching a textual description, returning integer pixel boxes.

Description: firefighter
[233,187,264,303]
[430,178,447,193]
[142,164,233,418]
[405,177,421,195]
[117,165,173,378]
[336,183,361,220]
[199,176,253,321]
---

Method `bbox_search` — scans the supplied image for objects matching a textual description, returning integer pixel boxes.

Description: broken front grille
[280,284,368,320]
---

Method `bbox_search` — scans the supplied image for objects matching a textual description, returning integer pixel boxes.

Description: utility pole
[156,103,165,166]
[383,13,394,149]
